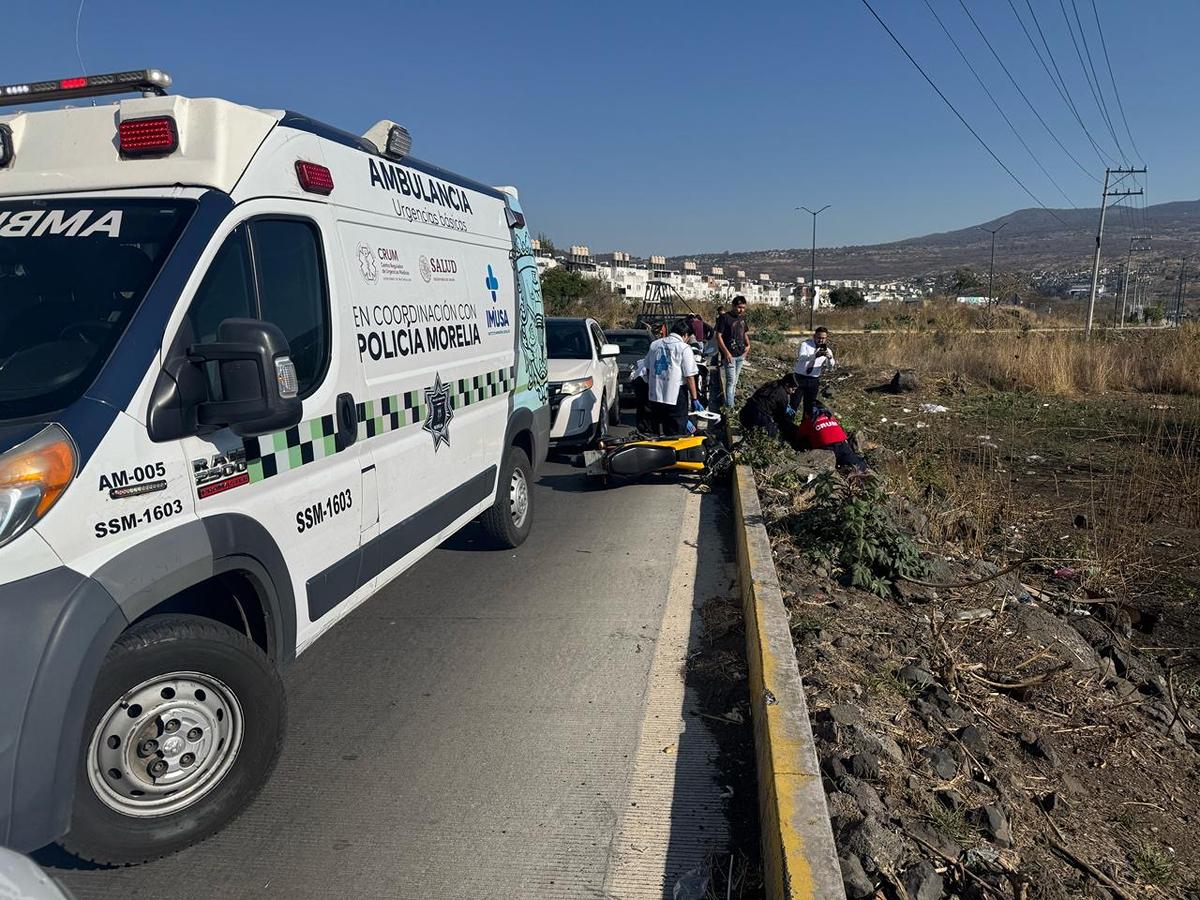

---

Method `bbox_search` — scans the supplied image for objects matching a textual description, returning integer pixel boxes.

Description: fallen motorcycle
[580,411,732,486]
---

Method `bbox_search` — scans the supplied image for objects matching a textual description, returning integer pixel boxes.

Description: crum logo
[368,159,474,215]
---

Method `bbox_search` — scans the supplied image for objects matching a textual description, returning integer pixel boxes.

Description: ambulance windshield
[0,199,195,420]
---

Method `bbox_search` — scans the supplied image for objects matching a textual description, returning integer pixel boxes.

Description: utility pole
[1118,235,1151,328]
[1086,167,1146,336]
[1174,255,1192,327]
[797,205,830,330]
[978,222,1007,306]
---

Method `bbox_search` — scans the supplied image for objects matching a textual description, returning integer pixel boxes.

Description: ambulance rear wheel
[481,445,534,548]
[61,615,285,865]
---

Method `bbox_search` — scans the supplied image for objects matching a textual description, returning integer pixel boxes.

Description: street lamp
[797,205,831,330]
[977,222,1007,306]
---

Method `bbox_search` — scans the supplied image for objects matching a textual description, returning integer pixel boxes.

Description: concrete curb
[732,461,846,900]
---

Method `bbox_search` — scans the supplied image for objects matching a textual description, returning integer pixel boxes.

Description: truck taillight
[295,160,334,195]
[118,116,178,157]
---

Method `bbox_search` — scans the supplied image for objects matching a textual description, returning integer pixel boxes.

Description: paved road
[53,452,736,900]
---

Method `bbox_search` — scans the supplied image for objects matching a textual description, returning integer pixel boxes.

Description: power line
[858,0,1070,225]
[994,0,1100,181]
[1060,0,1127,162]
[955,0,1099,184]
[1019,0,1115,166]
[923,0,1077,207]
[1090,0,1143,164]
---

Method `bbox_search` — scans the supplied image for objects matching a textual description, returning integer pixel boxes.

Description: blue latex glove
[785,406,796,418]
[691,399,704,412]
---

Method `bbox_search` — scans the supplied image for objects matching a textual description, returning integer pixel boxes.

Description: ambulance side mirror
[599,343,621,359]
[189,318,303,438]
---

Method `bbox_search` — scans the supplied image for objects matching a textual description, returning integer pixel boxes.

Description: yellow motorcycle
[581,412,731,487]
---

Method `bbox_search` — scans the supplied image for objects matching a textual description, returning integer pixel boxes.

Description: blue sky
[5,0,1196,255]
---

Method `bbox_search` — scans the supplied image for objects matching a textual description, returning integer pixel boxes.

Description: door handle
[335,392,358,451]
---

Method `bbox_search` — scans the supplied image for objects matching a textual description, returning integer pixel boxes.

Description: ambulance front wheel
[481,445,534,549]
[62,614,285,865]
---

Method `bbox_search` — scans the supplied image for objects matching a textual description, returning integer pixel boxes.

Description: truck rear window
[0,199,195,420]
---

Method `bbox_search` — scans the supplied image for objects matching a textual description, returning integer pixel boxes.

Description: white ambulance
[0,69,550,864]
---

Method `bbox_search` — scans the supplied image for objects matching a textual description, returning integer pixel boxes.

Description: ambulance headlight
[559,377,594,397]
[0,425,77,548]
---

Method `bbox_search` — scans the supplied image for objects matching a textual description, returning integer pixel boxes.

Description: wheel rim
[509,465,530,530]
[87,671,244,818]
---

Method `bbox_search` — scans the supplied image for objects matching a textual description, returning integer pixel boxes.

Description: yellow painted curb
[733,462,846,900]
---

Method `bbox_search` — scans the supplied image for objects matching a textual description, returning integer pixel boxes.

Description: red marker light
[118,116,178,157]
[59,77,88,90]
[295,160,334,195]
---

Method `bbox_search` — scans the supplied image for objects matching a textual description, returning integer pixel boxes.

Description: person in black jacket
[739,374,803,443]
[740,374,867,471]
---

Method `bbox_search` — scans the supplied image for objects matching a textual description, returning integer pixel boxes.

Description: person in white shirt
[793,326,835,420]
[643,320,701,435]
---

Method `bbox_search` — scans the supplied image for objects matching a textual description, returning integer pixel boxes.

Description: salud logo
[418,255,432,283]
[422,374,453,452]
[485,264,499,302]
[356,242,378,284]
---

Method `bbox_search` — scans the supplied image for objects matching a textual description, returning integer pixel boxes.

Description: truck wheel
[480,445,534,548]
[61,614,285,865]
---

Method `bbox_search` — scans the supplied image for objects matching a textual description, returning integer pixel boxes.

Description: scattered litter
[1026,454,1044,463]
[903,408,913,413]
[978,435,992,441]
[919,403,950,414]
[1052,567,1082,580]
[879,416,889,423]
[980,442,999,450]
[1150,403,1172,410]
[916,421,929,429]
[952,608,994,622]
[1042,403,1051,408]
[672,866,710,900]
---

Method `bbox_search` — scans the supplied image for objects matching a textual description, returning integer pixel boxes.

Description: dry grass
[845,324,1200,397]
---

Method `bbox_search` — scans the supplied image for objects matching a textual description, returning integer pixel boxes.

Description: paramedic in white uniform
[644,319,701,435]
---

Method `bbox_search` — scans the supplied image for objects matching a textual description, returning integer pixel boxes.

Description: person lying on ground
[740,374,865,471]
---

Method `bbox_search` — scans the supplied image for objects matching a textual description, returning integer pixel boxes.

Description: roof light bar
[384,124,412,160]
[295,161,334,195]
[0,68,171,108]
[118,116,178,157]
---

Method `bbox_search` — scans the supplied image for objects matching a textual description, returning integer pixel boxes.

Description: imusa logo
[484,264,510,333]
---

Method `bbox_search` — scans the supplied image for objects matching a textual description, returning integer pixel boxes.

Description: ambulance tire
[480,445,534,549]
[61,614,285,865]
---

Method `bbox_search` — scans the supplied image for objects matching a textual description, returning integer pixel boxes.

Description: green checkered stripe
[356,365,514,441]
[244,412,341,484]
[242,365,515,483]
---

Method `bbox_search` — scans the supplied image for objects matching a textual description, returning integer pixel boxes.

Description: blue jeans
[721,355,745,408]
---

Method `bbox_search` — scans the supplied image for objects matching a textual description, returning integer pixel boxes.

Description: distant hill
[667,200,1200,281]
